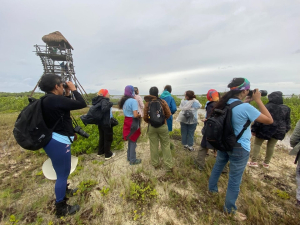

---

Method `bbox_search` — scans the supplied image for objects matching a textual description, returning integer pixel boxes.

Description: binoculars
[247,89,268,97]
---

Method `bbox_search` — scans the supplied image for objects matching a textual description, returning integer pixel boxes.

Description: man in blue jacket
[160,85,177,131]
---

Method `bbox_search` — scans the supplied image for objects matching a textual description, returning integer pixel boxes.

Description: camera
[74,126,89,138]
[247,89,268,97]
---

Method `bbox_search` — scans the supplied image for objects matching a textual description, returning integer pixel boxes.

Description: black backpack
[148,99,165,128]
[203,101,250,151]
[13,96,60,150]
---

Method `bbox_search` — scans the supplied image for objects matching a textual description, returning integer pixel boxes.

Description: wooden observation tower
[32,31,88,102]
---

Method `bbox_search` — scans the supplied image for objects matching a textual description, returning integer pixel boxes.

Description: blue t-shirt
[123,98,138,117]
[227,98,261,152]
[52,132,74,145]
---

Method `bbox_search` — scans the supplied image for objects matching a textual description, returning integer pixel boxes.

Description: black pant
[98,125,113,157]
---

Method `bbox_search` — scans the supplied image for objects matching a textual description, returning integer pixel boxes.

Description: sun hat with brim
[42,156,78,180]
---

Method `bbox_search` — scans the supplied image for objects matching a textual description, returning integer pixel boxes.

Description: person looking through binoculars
[39,74,87,217]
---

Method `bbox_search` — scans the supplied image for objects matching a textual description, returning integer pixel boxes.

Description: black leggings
[98,125,113,157]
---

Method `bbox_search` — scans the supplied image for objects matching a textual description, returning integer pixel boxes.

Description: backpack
[13,96,61,151]
[203,101,250,151]
[148,99,165,128]
[80,101,103,125]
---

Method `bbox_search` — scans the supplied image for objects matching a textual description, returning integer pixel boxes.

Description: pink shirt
[134,95,144,117]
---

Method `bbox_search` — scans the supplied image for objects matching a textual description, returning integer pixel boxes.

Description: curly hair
[38,74,62,93]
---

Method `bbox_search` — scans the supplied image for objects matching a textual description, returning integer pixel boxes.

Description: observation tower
[32,31,88,102]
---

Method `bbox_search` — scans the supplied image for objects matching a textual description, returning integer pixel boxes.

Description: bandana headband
[230,78,250,91]
[124,85,135,97]
[207,89,219,101]
[98,89,108,97]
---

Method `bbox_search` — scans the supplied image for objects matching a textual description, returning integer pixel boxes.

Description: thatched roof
[42,31,73,50]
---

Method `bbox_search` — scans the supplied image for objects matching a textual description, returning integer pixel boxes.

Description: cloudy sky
[0,0,299,95]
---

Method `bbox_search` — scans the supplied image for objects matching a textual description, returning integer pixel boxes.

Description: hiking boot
[262,162,269,169]
[188,146,195,152]
[130,159,142,165]
[183,145,188,149]
[55,200,80,218]
[66,184,78,196]
[247,162,258,167]
[105,153,116,160]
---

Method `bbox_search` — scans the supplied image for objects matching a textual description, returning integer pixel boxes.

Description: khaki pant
[251,137,278,164]
[148,124,174,170]
[195,146,229,172]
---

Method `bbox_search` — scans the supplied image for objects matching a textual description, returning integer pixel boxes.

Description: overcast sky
[0,0,299,95]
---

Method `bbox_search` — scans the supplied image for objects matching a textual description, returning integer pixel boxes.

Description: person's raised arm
[59,81,87,110]
[252,89,273,124]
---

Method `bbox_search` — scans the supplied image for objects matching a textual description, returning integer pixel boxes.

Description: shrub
[71,112,124,155]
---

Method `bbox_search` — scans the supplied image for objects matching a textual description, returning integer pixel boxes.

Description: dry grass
[0,111,299,224]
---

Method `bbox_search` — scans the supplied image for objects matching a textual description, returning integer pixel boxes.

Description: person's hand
[244,96,253,103]
[252,88,261,102]
[66,81,76,91]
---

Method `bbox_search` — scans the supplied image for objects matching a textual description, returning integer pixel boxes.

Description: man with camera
[39,74,87,217]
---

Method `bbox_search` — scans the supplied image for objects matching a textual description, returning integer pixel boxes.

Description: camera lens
[74,126,89,138]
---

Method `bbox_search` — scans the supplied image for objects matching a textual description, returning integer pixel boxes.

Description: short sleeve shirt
[123,98,138,117]
[227,98,261,151]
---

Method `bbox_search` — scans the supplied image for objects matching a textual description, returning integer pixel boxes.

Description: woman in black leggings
[40,74,86,217]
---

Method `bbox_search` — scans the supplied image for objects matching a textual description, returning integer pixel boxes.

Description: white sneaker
[105,153,116,160]
[188,146,195,152]
[183,145,188,149]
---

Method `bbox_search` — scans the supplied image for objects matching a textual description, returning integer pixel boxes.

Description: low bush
[71,112,124,155]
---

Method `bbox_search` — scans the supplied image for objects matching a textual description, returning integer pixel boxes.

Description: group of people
[38,74,298,220]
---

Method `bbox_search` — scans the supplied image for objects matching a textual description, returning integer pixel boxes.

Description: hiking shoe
[105,153,116,160]
[262,163,269,168]
[247,162,258,167]
[183,145,188,149]
[130,159,142,165]
[55,200,80,218]
[188,146,195,152]
[97,153,104,157]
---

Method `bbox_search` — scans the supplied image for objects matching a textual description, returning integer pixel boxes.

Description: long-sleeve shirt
[134,95,145,117]
[42,90,87,136]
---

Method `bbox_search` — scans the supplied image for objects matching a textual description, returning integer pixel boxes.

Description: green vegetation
[70,111,125,155]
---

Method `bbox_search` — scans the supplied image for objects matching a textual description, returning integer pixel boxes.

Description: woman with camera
[208,78,273,220]
[95,89,115,160]
[39,74,87,217]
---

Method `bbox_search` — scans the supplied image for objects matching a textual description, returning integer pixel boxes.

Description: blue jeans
[44,138,71,203]
[127,140,137,163]
[208,146,250,213]
[180,122,197,146]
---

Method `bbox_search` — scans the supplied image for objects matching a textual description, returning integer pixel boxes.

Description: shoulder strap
[229,100,251,141]
[236,120,251,140]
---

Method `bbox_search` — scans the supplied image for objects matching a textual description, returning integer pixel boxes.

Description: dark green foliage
[71,112,124,155]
